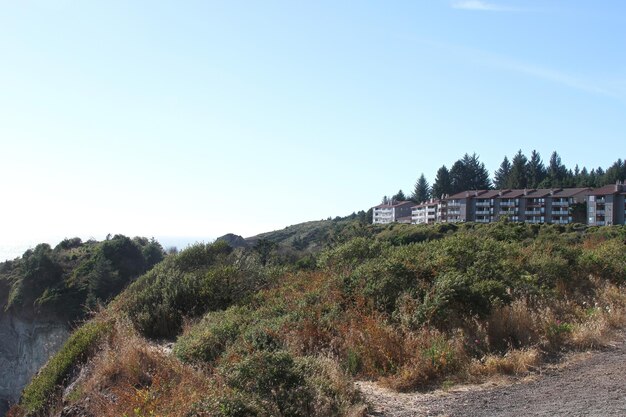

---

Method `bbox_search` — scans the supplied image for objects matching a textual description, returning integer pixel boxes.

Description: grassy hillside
[11,221,626,416]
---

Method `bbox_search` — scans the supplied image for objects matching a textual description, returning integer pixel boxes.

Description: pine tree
[465,153,491,190]
[604,159,625,184]
[392,189,406,202]
[493,156,511,189]
[578,167,590,186]
[508,150,528,189]
[542,151,567,187]
[451,153,490,192]
[527,150,546,188]
[412,173,431,203]
[431,165,452,199]
[450,159,468,194]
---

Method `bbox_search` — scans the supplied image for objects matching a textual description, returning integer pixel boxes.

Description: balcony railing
[552,201,569,206]
[596,210,606,215]
[525,210,543,215]
[500,201,516,207]
[552,210,569,215]
[476,201,490,207]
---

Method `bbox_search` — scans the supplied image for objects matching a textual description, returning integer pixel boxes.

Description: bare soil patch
[359,335,626,416]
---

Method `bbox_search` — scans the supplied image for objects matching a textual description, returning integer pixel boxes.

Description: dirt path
[358,337,626,416]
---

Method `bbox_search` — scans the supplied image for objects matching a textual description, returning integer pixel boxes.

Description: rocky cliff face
[0,312,69,416]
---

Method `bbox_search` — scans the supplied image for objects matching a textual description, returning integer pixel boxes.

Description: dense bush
[119,242,268,339]
[0,235,164,319]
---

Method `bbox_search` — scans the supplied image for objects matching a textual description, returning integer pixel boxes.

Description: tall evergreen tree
[604,159,625,184]
[431,165,452,198]
[412,173,431,203]
[450,159,468,194]
[527,150,546,188]
[508,150,529,189]
[449,154,491,193]
[578,167,590,187]
[493,156,511,189]
[542,151,567,187]
[392,189,406,202]
[464,153,491,190]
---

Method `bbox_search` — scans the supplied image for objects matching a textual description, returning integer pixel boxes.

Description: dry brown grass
[568,284,626,349]
[71,320,212,417]
[341,311,406,378]
[485,299,541,351]
[381,329,468,392]
[469,348,541,377]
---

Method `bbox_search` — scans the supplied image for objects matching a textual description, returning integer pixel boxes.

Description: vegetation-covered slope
[12,221,626,417]
[0,235,164,320]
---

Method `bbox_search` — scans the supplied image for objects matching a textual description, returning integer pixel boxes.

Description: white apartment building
[372,200,414,224]
[411,200,440,224]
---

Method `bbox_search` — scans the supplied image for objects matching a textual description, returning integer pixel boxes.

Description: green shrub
[317,237,389,271]
[580,239,626,283]
[120,242,261,339]
[222,351,312,417]
[174,307,251,363]
[20,320,112,415]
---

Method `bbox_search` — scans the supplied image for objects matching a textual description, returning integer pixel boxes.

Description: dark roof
[552,187,592,198]
[502,189,527,198]
[422,186,623,203]
[477,190,506,199]
[525,189,553,198]
[446,190,488,200]
[412,200,441,209]
[373,200,415,209]
[590,184,623,195]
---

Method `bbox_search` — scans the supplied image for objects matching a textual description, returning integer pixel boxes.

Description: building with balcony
[523,189,552,224]
[372,200,415,224]
[442,190,487,222]
[372,185,624,226]
[549,188,591,224]
[587,182,626,226]
[411,199,441,224]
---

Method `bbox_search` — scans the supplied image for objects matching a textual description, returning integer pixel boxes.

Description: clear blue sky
[1,0,624,250]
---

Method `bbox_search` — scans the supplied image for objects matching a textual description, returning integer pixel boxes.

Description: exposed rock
[215,233,249,249]
[0,312,69,416]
